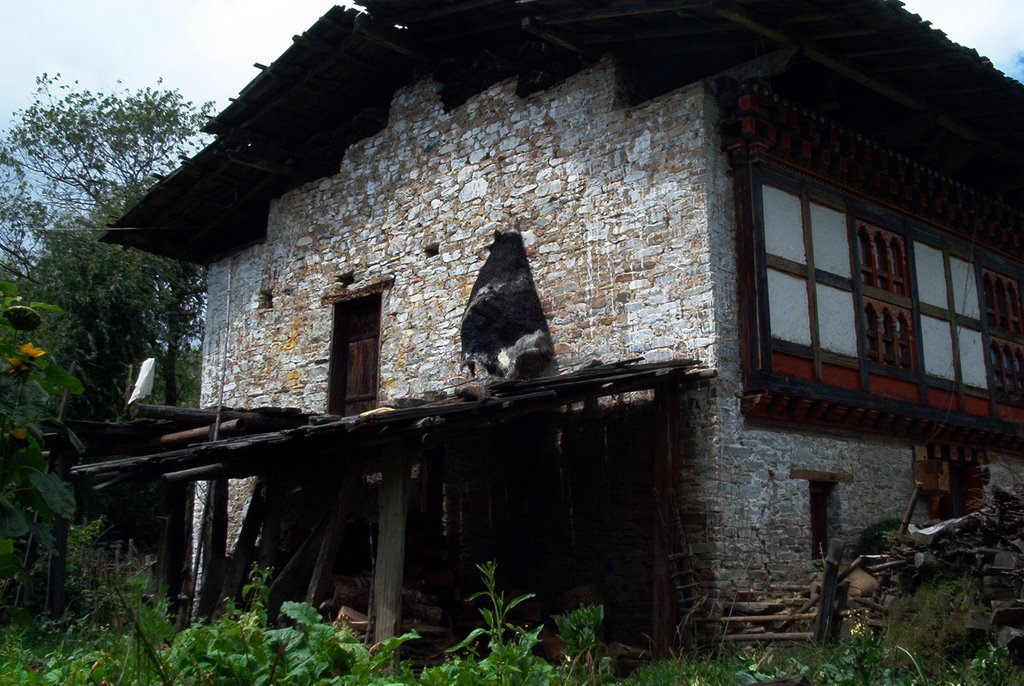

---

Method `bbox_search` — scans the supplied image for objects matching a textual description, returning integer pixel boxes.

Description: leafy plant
[420,561,556,686]
[553,604,613,682]
[0,281,82,608]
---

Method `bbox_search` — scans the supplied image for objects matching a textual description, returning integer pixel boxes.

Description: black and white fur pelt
[460,230,556,380]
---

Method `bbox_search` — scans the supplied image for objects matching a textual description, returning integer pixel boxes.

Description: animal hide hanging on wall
[460,230,556,381]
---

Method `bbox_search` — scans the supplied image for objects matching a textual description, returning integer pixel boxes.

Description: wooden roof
[69,359,711,484]
[107,0,1024,263]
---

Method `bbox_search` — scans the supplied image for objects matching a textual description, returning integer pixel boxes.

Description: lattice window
[991,338,1024,397]
[858,221,908,296]
[864,298,915,371]
[983,270,1023,335]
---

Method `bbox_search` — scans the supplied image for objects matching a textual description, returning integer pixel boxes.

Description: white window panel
[816,284,857,356]
[768,268,811,345]
[950,257,980,320]
[914,242,947,309]
[810,203,850,277]
[958,326,988,389]
[763,185,806,264]
[920,315,956,380]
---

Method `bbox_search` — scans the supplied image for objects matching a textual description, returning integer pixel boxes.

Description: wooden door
[329,294,381,416]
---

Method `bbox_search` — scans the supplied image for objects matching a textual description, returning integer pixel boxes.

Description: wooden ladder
[655,490,701,646]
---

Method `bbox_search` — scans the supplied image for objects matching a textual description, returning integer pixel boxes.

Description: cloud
[900,0,1024,80]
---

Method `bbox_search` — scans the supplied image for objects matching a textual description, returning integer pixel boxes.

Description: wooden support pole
[813,539,844,643]
[306,460,363,607]
[217,479,269,615]
[267,515,329,621]
[372,441,414,644]
[44,450,70,620]
[156,482,188,617]
[195,479,229,620]
[652,383,680,656]
[259,480,284,571]
[899,483,922,535]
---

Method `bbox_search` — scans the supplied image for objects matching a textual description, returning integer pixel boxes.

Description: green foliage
[857,518,902,555]
[884,576,982,672]
[0,74,211,418]
[0,282,81,603]
[553,604,613,683]
[420,561,556,686]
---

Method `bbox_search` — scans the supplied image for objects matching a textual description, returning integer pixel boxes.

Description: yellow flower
[10,427,27,440]
[18,342,45,359]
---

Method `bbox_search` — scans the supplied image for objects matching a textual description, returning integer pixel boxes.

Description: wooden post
[307,460,364,607]
[259,480,284,571]
[44,450,70,619]
[156,482,188,617]
[372,440,414,644]
[217,479,268,614]
[652,383,679,656]
[813,539,844,643]
[899,483,922,535]
[195,479,229,620]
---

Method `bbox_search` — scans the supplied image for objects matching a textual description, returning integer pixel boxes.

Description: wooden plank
[306,460,364,606]
[44,450,70,619]
[652,383,680,657]
[218,480,268,614]
[195,479,229,620]
[268,515,329,621]
[813,540,844,643]
[156,482,188,616]
[372,441,414,644]
[717,632,813,642]
[698,613,818,623]
[789,469,854,483]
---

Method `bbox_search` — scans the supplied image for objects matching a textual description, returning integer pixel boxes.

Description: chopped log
[372,441,415,644]
[990,604,1024,627]
[866,559,909,574]
[775,594,820,632]
[157,419,245,447]
[814,540,843,643]
[306,460,363,606]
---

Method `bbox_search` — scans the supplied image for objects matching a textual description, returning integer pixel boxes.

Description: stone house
[103,1,1024,648]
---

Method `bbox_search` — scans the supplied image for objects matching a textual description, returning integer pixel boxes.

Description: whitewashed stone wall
[198,55,1024,595]
[200,57,716,412]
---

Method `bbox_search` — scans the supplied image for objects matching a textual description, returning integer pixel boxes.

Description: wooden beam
[156,482,188,617]
[217,479,268,615]
[44,450,70,619]
[372,441,415,644]
[789,469,854,484]
[712,1,1023,167]
[813,539,844,643]
[195,479,229,620]
[652,383,680,657]
[353,14,429,62]
[538,0,709,25]
[306,460,364,607]
[522,17,590,57]
[268,514,329,621]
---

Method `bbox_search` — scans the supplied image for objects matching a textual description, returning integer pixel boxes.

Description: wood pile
[861,485,1024,652]
[696,486,1024,650]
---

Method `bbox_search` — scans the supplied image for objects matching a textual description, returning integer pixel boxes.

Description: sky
[0,0,1022,129]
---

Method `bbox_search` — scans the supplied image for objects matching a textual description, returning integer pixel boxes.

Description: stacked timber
[861,485,1024,652]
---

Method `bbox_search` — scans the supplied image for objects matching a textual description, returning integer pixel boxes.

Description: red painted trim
[772,351,814,382]
[869,373,919,402]
[927,387,958,411]
[963,394,992,417]
[997,404,1024,425]
[822,363,860,390]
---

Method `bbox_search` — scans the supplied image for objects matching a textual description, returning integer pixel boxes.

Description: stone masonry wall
[200,57,716,411]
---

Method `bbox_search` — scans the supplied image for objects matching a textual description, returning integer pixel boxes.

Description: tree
[0,75,212,419]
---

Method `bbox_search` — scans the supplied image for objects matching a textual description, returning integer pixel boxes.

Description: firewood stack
[861,484,1024,651]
